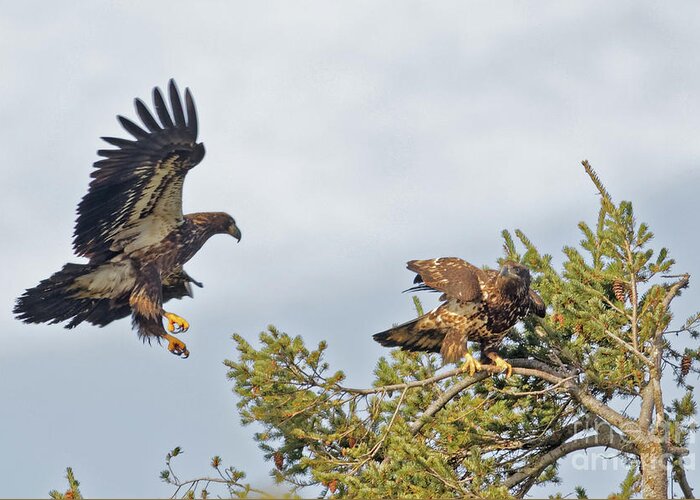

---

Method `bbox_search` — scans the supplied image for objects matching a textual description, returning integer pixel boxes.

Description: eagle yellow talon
[164,311,189,333]
[461,352,482,376]
[163,333,189,358]
[492,355,513,378]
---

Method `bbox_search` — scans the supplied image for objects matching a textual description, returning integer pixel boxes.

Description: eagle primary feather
[74,80,205,260]
[14,80,242,358]
[374,258,546,376]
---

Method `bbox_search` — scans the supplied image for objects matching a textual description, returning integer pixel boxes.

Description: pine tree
[172,161,698,498]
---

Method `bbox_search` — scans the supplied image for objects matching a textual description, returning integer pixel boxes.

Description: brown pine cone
[273,451,284,470]
[681,354,692,378]
[329,479,338,493]
[613,280,627,302]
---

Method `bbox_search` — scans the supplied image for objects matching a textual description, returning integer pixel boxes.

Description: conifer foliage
[49,468,82,500]
[164,161,698,499]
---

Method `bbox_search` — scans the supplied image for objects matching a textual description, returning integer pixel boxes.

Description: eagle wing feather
[528,289,546,317]
[73,79,204,260]
[406,257,486,302]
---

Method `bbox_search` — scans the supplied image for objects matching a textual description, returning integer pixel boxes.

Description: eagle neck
[184,217,220,247]
[496,275,527,300]
[175,215,226,264]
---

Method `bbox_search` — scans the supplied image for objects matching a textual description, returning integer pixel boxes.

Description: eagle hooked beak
[228,223,242,242]
[499,264,514,278]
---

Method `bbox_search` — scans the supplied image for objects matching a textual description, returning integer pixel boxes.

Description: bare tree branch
[169,476,268,499]
[639,382,655,432]
[449,411,595,467]
[672,456,696,499]
[351,388,408,475]
[503,432,635,489]
[339,358,567,395]
[494,376,577,397]
[338,366,471,395]
[506,358,571,383]
[523,413,599,450]
[564,381,647,445]
[409,372,489,435]
[658,275,691,328]
[603,327,654,367]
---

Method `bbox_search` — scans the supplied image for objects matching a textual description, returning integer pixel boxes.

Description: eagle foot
[164,311,190,333]
[461,352,482,376]
[491,355,513,378]
[163,333,190,358]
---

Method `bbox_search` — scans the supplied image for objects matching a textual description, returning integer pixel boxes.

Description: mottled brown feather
[528,289,546,317]
[407,257,486,302]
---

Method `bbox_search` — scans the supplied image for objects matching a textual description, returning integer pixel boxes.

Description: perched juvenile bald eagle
[373,258,545,376]
[14,80,241,358]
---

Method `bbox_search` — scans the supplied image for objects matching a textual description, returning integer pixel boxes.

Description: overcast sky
[1,1,699,497]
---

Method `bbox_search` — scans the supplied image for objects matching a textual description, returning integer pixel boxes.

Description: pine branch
[170,477,234,499]
[339,366,473,395]
[672,456,696,499]
[657,274,691,339]
[581,160,613,208]
[409,372,489,435]
[493,376,577,396]
[558,379,648,446]
[49,467,82,500]
[449,412,597,466]
[524,413,599,450]
[350,387,408,475]
[602,327,654,367]
[503,432,635,490]
[624,240,641,352]
[339,358,567,395]
[163,450,266,499]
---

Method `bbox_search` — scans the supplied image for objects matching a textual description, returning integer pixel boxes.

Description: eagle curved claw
[461,352,482,376]
[490,354,513,378]
[164,311,189,333]
[488,353,513,378]
[163,333,189,358]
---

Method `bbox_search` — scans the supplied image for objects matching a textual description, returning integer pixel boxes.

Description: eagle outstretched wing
[73,79,205,260]
[405,257,487,302]
[528,289,546,317]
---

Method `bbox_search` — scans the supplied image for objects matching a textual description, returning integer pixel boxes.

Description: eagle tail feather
[373,315,445,354]
[14,263,113,328]
[402,283,437,294]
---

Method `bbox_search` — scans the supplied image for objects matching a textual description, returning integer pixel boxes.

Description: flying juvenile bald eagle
[14,80,241,358]
[373,258,545,377]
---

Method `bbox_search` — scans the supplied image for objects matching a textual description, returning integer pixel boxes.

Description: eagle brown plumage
[14,80,242,358]
[373,258,546,376]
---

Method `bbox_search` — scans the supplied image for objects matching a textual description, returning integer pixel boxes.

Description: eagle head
[187,212,242,242]
[499,261,531,286]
